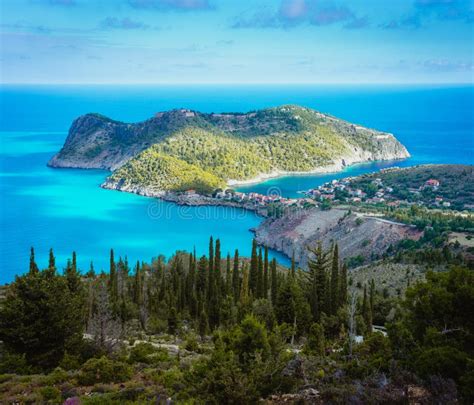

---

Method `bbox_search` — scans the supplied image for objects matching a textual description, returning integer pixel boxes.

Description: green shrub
[38,386,61,402]
[0,352,32,374]
[78,356,132,386]
[59,352,82,371]
[129,343,156,364]
[182,334,199,352]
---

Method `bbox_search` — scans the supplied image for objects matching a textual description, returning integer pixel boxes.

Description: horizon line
[1,82,473,86]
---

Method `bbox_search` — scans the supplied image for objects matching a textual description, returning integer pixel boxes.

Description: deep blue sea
[1,85,473,282]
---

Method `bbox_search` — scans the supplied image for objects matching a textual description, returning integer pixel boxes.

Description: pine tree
[270,258,278,304]
[263,246,269,298]
[307,242,328,320]
[232,249,240,302]
[29,247,39,274]
[330,244,340,314]
[249,239,258,296]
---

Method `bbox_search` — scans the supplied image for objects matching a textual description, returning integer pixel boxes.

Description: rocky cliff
[254,208,422,269]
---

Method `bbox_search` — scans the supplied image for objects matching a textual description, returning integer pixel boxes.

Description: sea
[0,84,473,282]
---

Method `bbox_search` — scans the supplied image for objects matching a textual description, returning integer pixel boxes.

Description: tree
[330,244,340,315]
[109,249,118,304]
[232,249,240,302]
[233,315,270,369]
[263,247,269,299]
[29,247,39,274]
[87,280,123,354]
[339,263,348,308]
[0,268,84,370]
[270,258,278,304]
[249,239,258,295]
[304,323,325,356]
[198,309,208,338]
[362,284,372,335]
[48,248,56,273]
[257,248,263,298]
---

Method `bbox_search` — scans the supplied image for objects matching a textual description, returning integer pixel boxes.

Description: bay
[0,84,472,282]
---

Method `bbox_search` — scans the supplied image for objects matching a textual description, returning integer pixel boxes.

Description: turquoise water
[1,85,473,282]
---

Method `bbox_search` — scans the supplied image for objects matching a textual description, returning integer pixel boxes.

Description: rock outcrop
[254,208,422,268]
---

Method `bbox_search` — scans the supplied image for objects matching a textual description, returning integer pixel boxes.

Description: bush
[78,356,132,386]
[0,352,32,374]
[414,346,468,382]
[38,386,61,402]
[182,334,199,352]
[129,343,156,364]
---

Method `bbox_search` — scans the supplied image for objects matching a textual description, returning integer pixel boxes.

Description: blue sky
[1,0,473,84]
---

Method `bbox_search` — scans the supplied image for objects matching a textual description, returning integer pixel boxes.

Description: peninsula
[49,105,409,195]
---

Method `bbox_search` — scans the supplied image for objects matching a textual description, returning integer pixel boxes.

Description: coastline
[227,152,410,187]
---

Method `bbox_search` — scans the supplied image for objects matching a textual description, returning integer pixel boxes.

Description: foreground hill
[49,105,409,192]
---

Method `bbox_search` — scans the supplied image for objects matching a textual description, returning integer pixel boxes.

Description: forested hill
[48,106,409,191]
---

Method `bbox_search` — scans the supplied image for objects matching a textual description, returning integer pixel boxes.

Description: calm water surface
[1,85,472,282]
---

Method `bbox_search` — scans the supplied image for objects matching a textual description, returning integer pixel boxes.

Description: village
[182,167,454,214]
[302,167,451,208]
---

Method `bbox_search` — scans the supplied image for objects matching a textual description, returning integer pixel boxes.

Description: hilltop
[49,105,409,193]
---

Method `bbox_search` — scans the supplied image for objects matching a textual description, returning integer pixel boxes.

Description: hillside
[254,207,422,269]
[348,164,474,210]
[49,105,409,191]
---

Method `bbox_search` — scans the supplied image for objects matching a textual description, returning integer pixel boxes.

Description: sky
[0,0,473,84]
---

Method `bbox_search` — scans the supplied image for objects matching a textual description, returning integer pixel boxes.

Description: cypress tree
[208,236,214,275]
[208,237,215,303]
[249,239,258,295]
[72,251,77,273]
[225,253,231,296]
[65,252,81,293]
[362,284,372,334]
[198,309,208,338]
[270,258,278,304]
[29,247,39,274]
[133,261,141,305]
[339,263,348,307]
[215,238,222,293]
[369,279,375,317]
[330,244,340,314]
[257,248,263,298]
[48,248,56,273]
[109,249,117,301]
[291,251,296,277]
[196,256,208,296]
[308,242,328,318]
[263,246,269,298]
[232,249,240,302]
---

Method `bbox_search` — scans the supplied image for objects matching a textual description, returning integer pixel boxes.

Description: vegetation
[0,240,472,403]
[77,105,409,192]
[350,164,474,210]
[107,150,225,194]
